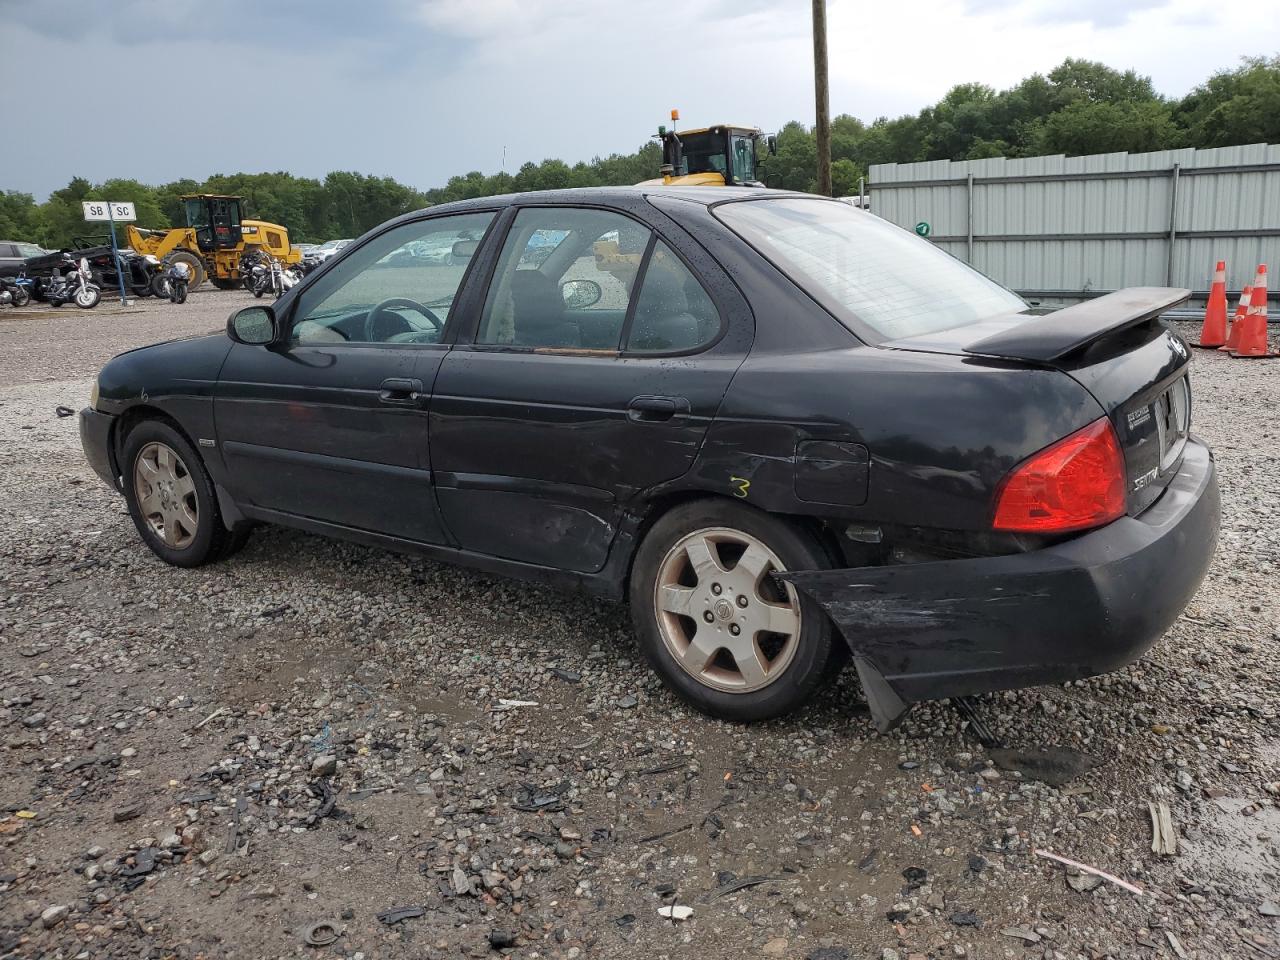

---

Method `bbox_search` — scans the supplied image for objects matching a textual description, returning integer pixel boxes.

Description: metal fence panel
[869,143,1280,306]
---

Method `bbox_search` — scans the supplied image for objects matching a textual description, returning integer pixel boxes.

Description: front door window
[289,212,495,345]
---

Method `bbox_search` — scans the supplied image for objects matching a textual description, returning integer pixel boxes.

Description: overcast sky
[1,0,1275,199]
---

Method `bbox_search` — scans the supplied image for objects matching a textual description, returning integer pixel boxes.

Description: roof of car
[418,185,789,217]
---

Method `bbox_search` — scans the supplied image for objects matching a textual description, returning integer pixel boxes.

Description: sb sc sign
[82,201,137,222]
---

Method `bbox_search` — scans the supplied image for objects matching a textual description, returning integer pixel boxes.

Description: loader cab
[653,124,776,187]
[183,195,244,253]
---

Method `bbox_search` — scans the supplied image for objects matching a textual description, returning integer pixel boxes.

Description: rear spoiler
[965,287,1191,363]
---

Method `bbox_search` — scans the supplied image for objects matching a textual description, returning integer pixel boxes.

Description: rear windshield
[715,197,1025,341]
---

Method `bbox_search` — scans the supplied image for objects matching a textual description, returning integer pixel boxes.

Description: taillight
[992,417,1126,534]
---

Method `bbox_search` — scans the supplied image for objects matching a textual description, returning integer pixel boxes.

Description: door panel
[431,348,743,571]
[216,343,447,543]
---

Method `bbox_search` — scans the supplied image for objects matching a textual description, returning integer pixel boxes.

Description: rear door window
[477,208,651,351]
[624,241,721,354]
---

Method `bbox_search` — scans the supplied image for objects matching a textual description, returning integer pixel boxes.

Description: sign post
[82,201,136,305]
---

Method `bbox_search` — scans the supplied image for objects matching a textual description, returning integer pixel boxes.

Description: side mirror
[561,278,602,309]
[227,306,278,346]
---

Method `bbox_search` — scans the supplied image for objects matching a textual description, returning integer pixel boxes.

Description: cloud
[961,0,1171,28]
[0,0,1275,200]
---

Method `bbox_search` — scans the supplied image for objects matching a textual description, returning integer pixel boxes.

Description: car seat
[512,271,579,348]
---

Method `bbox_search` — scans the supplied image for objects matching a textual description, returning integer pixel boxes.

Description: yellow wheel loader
[126,195,301,290]
[638,110,776,188]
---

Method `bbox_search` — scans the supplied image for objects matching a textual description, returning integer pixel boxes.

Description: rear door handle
[628,395,685,422]
[379,377,424,407]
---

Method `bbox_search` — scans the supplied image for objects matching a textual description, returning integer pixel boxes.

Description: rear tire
[164,250,205,290]
[11,288,28,307]
[121,420,239,568]
[629,499,846,722]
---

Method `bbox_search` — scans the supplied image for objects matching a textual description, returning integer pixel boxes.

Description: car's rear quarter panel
[691,345,1106,533]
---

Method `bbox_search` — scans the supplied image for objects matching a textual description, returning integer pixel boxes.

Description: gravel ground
[1,291,1277,960]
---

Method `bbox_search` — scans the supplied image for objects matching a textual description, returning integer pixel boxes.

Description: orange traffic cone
[1193,260,1229,347]
[1230,266,1275,358]
[1220,285,1252,352]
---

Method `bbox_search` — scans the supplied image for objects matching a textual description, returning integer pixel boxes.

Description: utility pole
[812,0,832,196]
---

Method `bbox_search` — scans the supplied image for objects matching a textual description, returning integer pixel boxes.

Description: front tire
[121,420,241,567]
[629,499,846,722]
[11,288,28,307]
[75,285,101,309]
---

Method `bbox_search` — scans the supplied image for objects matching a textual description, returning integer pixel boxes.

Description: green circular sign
[914,221,931,237]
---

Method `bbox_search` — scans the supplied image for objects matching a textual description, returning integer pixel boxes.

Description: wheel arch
[112,405,201,478]
[620,489,843,591]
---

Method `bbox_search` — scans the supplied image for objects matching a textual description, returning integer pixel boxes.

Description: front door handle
[628,395,684,422]
[379,377,424,407]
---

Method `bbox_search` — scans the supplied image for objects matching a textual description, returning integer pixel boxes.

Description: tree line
[2,56,1276,250]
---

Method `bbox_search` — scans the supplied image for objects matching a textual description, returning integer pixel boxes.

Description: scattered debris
[1066,869,1104,893]
[953,696,1001,748]
[902,866,928,890]
[1034,849,1144,896]
[1166,930,1189,959]
[1258,901,1280,917]
[112,802,144,823]
[1149,800,1178,855]
[637,822,693,844]
[488,929,517,949]
[949,910,982,927]
[302,921,342,947]
[495,698,539,710]
[657,904,694,921]
[193,707,226,730]
[1001,926,1042,943]
[713,874,790,898]
[987,747,1098,786]
[376,905,426,925]
[549,667,581,683]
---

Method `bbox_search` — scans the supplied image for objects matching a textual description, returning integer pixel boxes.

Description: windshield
[679,132,728,178]
[715,198,1025,341]
[184,198,208,229]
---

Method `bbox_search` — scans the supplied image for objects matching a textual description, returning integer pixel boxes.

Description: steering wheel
[364,297,444,342]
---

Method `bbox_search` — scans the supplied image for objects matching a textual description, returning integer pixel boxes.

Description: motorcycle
[150,259,191,304]
[45,257,101,309]
[245,254,301,299]
[0,276,30,307]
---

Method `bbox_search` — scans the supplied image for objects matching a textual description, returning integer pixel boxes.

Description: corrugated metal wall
[869,143,1280,307]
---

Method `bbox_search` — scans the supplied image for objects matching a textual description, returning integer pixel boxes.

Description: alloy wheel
[133,441,199,549]
[653,526,802,693]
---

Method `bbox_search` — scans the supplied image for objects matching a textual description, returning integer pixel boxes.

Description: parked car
[302,238,351,271]
[0,240,49,278]
[78,187,1219,730]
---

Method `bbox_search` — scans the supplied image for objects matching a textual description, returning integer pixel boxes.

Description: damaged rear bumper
[779,438,1219,731]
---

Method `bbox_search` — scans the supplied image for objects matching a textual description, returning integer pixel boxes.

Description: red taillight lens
[992,417,1126,533]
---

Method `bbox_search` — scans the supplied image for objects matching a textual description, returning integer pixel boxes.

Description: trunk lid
[886,288,1194,516]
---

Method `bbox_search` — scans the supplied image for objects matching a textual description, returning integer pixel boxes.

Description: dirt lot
[1,290,1277,960]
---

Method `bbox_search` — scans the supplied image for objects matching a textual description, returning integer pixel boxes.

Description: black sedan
[79,187,1219,729]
